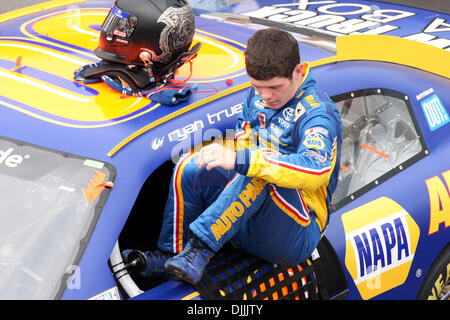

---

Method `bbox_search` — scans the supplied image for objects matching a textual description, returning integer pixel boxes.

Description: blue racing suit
[157,62,342,265]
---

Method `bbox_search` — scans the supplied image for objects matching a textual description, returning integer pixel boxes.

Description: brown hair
[245,28,300,80]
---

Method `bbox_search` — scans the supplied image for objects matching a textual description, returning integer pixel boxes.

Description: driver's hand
[197,143,236,171]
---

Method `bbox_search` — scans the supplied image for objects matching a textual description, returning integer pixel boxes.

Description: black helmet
[95,0,196,69]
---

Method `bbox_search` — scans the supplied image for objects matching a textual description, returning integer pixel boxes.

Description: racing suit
[157,62,342,265]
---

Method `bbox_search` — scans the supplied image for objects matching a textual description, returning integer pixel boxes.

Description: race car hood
[2,0,448,162]
[0,0,335,162]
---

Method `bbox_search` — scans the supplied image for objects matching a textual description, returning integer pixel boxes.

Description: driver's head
[245,28,304,110]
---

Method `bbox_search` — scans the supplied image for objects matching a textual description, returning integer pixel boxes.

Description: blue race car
[0,0,448,300]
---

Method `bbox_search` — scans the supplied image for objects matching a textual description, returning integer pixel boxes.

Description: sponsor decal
[420,94,449,131]
[303,134,325,149]
[270,123,283,138]
[155,103,243,146]
[211,177,267,241]
[111,5,130,20]
[242,1,450,50]
[341,197,420,299]
[257,112,267,129]
[303,148,327,165]
[151,136,165,150]
[168,120,204,142]
[305,95,320,108]
[0,147,30,168]
[294,101,306,122]
[277,116,291,129]
[425,170,450,235]
[255,99,266,110]
[305,127,329,138]
[282,107,295,121]
[206,103,243,125]
[416,88,434,101]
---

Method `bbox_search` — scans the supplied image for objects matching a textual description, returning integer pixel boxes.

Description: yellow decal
[0,38,153,128]
[1,8,247,128]
[211,177,267,241]
[311,35,450,80]
[341,197,420,299]
[303,136,325,150]
[425,170,450,235]
[305,95,320,108]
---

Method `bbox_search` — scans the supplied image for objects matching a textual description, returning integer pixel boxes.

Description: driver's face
[249,63,304,110]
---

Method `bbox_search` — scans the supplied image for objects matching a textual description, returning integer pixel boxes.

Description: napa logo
[341,197,420,299]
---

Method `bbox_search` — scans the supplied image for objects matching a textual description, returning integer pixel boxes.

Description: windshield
[0,137,115,299]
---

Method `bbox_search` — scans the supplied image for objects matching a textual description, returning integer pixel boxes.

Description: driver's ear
[292,63,303,81]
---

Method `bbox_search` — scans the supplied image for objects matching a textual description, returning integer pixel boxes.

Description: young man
[130,28,342,285]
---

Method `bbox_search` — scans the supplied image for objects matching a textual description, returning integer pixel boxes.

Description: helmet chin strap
[74,61,154,91]
[74,42,202,97]
[134,42,201,98]
[156,42,202,84]
[139,49,155,79]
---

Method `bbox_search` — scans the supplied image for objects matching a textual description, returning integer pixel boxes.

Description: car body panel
[223,0,450,44]
[0,0,448,300]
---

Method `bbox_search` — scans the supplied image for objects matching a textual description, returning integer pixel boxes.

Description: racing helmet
[95,0,196,71]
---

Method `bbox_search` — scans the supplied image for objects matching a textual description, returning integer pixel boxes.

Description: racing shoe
[164,236,215,285]
[122,249,174,278]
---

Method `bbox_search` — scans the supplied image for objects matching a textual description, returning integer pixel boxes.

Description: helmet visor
[102,4,138,40]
